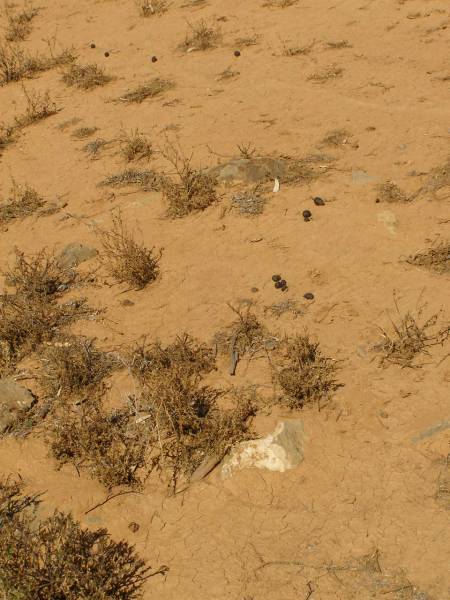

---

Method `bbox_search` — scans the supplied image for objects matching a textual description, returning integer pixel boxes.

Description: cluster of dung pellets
[272,274,287,291]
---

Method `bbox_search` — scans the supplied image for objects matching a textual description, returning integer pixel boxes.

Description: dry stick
[229,331,239,375]
[84,490,142,515]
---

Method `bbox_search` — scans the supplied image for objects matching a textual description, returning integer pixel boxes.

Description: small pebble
[90,43,96,49]
[272,274,281,282]
[303,209,312,221]
[128,522,140,533]
[304,292,314,300]
[234,50,241,57]
[104,51,110,57]
[313,196,325,206]
[251,287,259,293]
[151,56,158,63]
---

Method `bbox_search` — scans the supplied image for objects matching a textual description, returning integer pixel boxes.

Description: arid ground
[0,0,449,598]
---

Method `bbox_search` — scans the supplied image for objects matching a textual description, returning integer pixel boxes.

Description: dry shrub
[14,87,59,128]
[39,336,117,398]
[0,478,157,599]
[0,42,75,85]
[321,128,351,147]
[4,2,39,42]
[280,153,335,184]
[377,305,449,368]
[406,241,450,274]
[119,78,174,103]
[136,0,168,16]
[82,138,110,159]
[237,141,257,159]
[376,181,410,203]
[421,157,450,198]
[71,126,98,139]
[48,400,151,488]
[180,20,221,51]
[128,335,253,487]
[214,303,273,358]
[273,333,340,408]
[97,212,162,289]
[100,169,163,190]
[62,63,113,90]
[0,182,44,224]
[119,129,153,162]
[162,144,217,217]
[3,248,74,298]
[308,64,343,83]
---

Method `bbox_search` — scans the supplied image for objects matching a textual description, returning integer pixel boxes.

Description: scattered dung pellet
[279,279,287,289]
[313,196,325,206]
[151,56,158,63]
[234,50,241,57]
[128,522,140,533]
[104,51,110,57]
[304,292,314,300]
[281,284,288,292]
[274,281,283,289]
[303,209,312,221]
[90,43,96,49]
[272,274,282,282]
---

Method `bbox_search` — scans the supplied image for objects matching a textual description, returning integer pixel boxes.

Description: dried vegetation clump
[0,477,157,599]
[0,249,94,374]
[308,64,344,83]
[39,336,117,398]
[136,0,168,16]
[119,129,153,162]
[180,20,221,52]
[162,145,217,217]
[0,182,45,224]
[119,78,174,103]
[377,305,450,368]
[0,42,75,85]
[321,128,352,147]
[406,241,450,274]
[100,168,163,190]
[62,63,113,90]
[97,212,162,289]
[14,87,59,128]
[4,1,39,42]
[273,333,340,408]
[231,186,266,216]
[376,181,411,203]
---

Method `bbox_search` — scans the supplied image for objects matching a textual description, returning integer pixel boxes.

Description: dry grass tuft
[282,41,314,56]
[217,67,239,81]
[119,129,153,162]
[376,181,410,203]
[0,42,75,85]
[273,333,340,408]
[82,138,110,159]
[136,0,169,16]
[264,0,298,7]
[71,126,98,139]
[4,1,39,42]
[406,241,450,274]
[39,336,117,398]
[325,39,352,49]
[62,63,113,90]
[48,399,152,488]
[180,20,221,52]
[100,168,163,190]
[162,144,217,217]
[97,211,162,290]
[0,182,44,224]
[14,87,59,128]
[235,34,260,47]
[128,335,253,488]
[0,478,157,598]
[321,128,352,147]
[421,157,450,198]
[377,304,450,368]
[119,77,174,103]
[308,64,344,83]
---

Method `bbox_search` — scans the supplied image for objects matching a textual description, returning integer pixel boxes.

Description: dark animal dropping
[274,281,283,289]
[279,279,287,288]
[151,56,158,63]
[90,43,96,49]
[234,50,241,57]
[104,52,110,57]
[313,197,325,206]
[272,274,281,282]
[304,292,314,300]
[303,209,312,221]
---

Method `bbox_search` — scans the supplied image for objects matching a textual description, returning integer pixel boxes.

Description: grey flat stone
[57,242,98,269]
[0,378,36,432]
[351,170,378,184]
